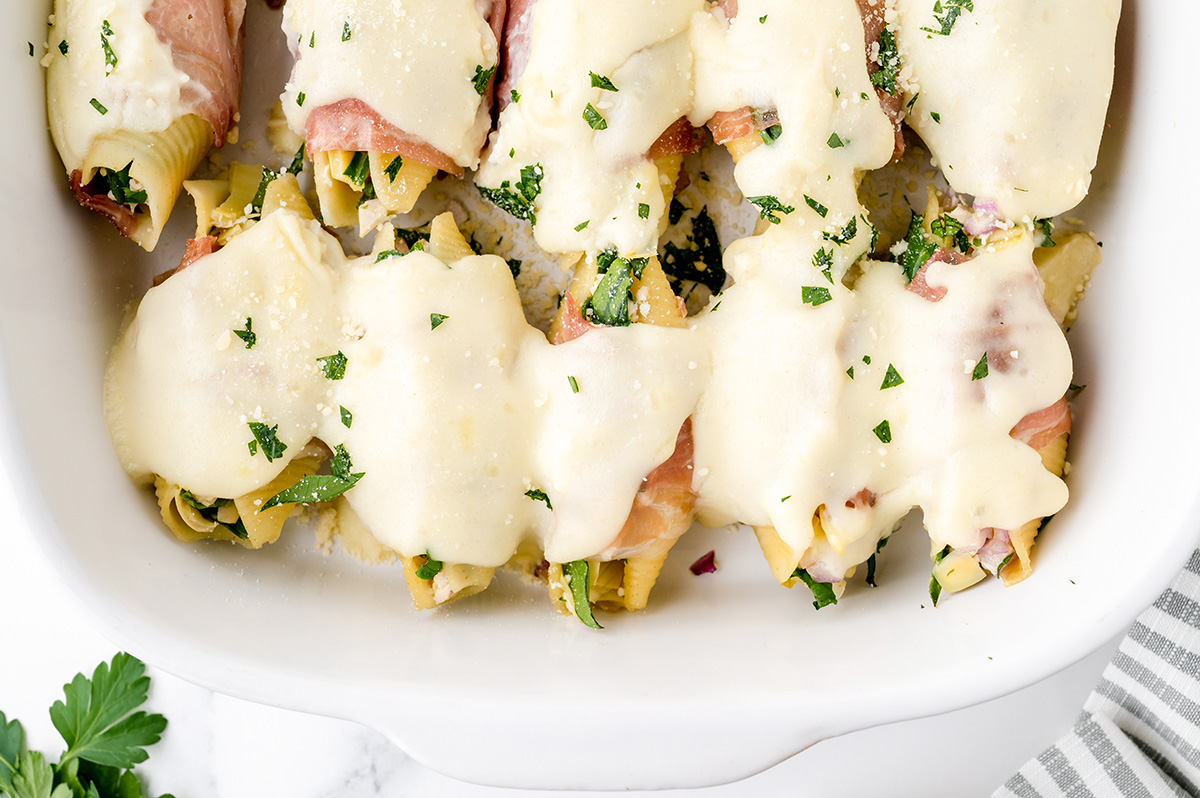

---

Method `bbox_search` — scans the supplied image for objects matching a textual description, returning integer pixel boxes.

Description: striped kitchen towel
[995,549,1200,797]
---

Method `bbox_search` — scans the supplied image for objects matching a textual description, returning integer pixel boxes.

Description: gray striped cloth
[995,549,1200,797]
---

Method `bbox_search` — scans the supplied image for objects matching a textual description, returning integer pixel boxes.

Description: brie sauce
[689,224,1072,574]
[690,0,894,275]
[105,210,706,566]
[46,0,190,170]
[105,211,345,498]
[476,0,703,258]
[894,0,1120,222]
[281,0,498,169]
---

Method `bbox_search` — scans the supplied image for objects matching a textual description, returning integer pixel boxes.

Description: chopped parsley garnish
[478,163,543,223]
[823,216,857,245]
[525,488,553,510]
[637,202,650,220]
[792,569,838,610]
[865,536,890,587]
[416,552,444,580]
[873,420,892,444]
[582,103,608,130]
[340,405,353,428]
[869,25,900,96]
[430,313,449,330]
[588,250,647,327]
[880,364,904,390]
[899,212,938,282]
[574,220,590,231]
[804,195,829,218]
[860,92,869,101]
[342,151,370,187]
[589,72,618,91]
[846,366,855,379]
[802,286,832,307]
[760,14,768,22]
[287,143,306,175]
[510,89,521,103]
[931,214,970,251]
[781,495,791,503]
[382,155,403,182]
[472,64,496,95]
[931,111,942,124]
[247,422,287,463]
[233,318,255,349]
[759,124,783,145]
[997,552,1014,577]
[661,207,726,295]
[261,445,364,510]
[930,545,952,606]
[98,161,147,206]
[100,19,117,74]
[27,41,33,57]
[669,197,686,226]
[564,560,602,628]
[317,351,348,380]
[863,355,872,364]
[296,91,306,107]
[568,375,579,393]
[342,20,352,41]
[972,353,989,381]
[309,31,315,47]
[374,249,404,263]
[747,195,794,224]
[921,0,974,36]
[813,247,834,283]
[89,97,108,115]
[180,491,248,539]
[827,132,845,149]
[1035,217,1056,247]
[907,93,920,111]
[249,167,277,214]
[58,39,69,55]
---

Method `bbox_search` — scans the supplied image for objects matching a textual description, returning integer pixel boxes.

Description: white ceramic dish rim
[4,0,1200,790]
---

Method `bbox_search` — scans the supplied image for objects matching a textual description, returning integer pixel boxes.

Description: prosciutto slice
[304,99,465,177]
[68,170,139,238]
[854,0,904,160]
[146,0,246,143]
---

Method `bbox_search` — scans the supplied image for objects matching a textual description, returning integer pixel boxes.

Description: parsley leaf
[342,20,352,41]
[880,364,904,390]
[97,162,147,207]
[179,492,247,540]
[383,155,403,182]
[478,164,543,223]
[802,286,832,307]
[637,202,650,220]
[525,488,553,510]
[1035,217,1056,247]
[930,545,952,605]
[583,103,608,130]
[588,252,646,326]
[100,20,117,75]
[823,216,857,245]
[49,654,166,770]
[869,25,900,96]
[972,353,989,381]
[472,64,496,95]
[0,711,22,793]
[286,143,306,176]
[899,212,938,282]
[564,560,602,629]
[793,569,838,610]
[261,445,364,510]
[416,552,444,580]
[296,91,306,107]
[58,40,68,56]
[813,247,834,284]
[317,351,347,380]
[510,89,521,103]
[342,152,370,188]
[340,405,353,428]
[568,375,580,393]
[247,422,287,463]
[921,0,974,36]
[865,536,890,587]
[430,313,449,330]
[873,420,892,444]
[804,195,829,218]
[827,132,845,149]
[747,195,794,224]
[758,124,782,145]
[589,72,618,91]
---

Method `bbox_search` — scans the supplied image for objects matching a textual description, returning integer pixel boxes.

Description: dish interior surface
[3,0,1200,790]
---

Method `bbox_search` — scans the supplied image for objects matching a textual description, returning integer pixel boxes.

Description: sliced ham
[154,236,219,286]
[304,99,464,177]
[551,292,595,344]
[905,248,964,302]
[605,419,698,559]
[648,117,705,159]
[496,0,536,113]
[707,106,778,146]
[854,0,904,161]
[1011,397,1072,451]
[69,170,139,238]
[146,0,246,144]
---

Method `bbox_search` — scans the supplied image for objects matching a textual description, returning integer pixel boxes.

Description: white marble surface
[0,416,1124,797]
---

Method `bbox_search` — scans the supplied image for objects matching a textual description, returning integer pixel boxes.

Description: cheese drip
[476,0,703,257]
[46,0,191,170]
[689,224,1072,578]
[894,0,1120,221]
[281,0,498,170]
[105,210,707,566]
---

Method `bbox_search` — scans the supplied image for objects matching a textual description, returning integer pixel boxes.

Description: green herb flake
[793,569,838,610]
[863,355,872,364]
[930,545,952,605]
[813,247,834,284]
[568,375,580,394]
[803,195,830,219]
[309,31,315,47]
[921,0,975,37]
[873,420,892,444]
[1035,217,1056,247]
[472,63,496,95]
[827,132,845,149]
[27,42,34,57]
[262,444,364,510]
[296,91,306,107]
[89,97,108,115]
[247,422,287,463]
[781,495,791,503]
[589,71,618,91]
[510,89,521,103]
[249,166,277,214]
[906,93,920,111]
[564,560,602,628]
[869,25,900,96]
[747,195,795,224]
[416,552,444,580]
[759,124,783,145]
[865,536,890,587]
[637,202,650,220]
[287,143,306,175]
[58,39,69,55]
[430,313,449,330]
[374,249,404,263]
[583,103,608,130]
[802,286,832,307]
[383,155,403,182]
[478,163,542,223]
[574,220,590,231]
[931,111,942,124]
[525,488,553,510]
[972,353,989,381]
[317,351,348,380]
[233,318,256,349]
[899,212,937,282]
[759,14,768,22]
[342,151,370,187]
[97,161,148,206]
[880,364,904,390]
[340,405,353,428]
[846,366,855,379]
[100,19,118,74]
[588,251,638,326]
[997,552,1014,578]
[823,216,857,246]
[342,20,352,41]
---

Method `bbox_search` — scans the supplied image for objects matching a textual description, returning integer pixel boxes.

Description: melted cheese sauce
[476,0,703,257]
[281,0,498,169]
[894,0,1120,221]
[46,0,191,170]
[106,210,706,565]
